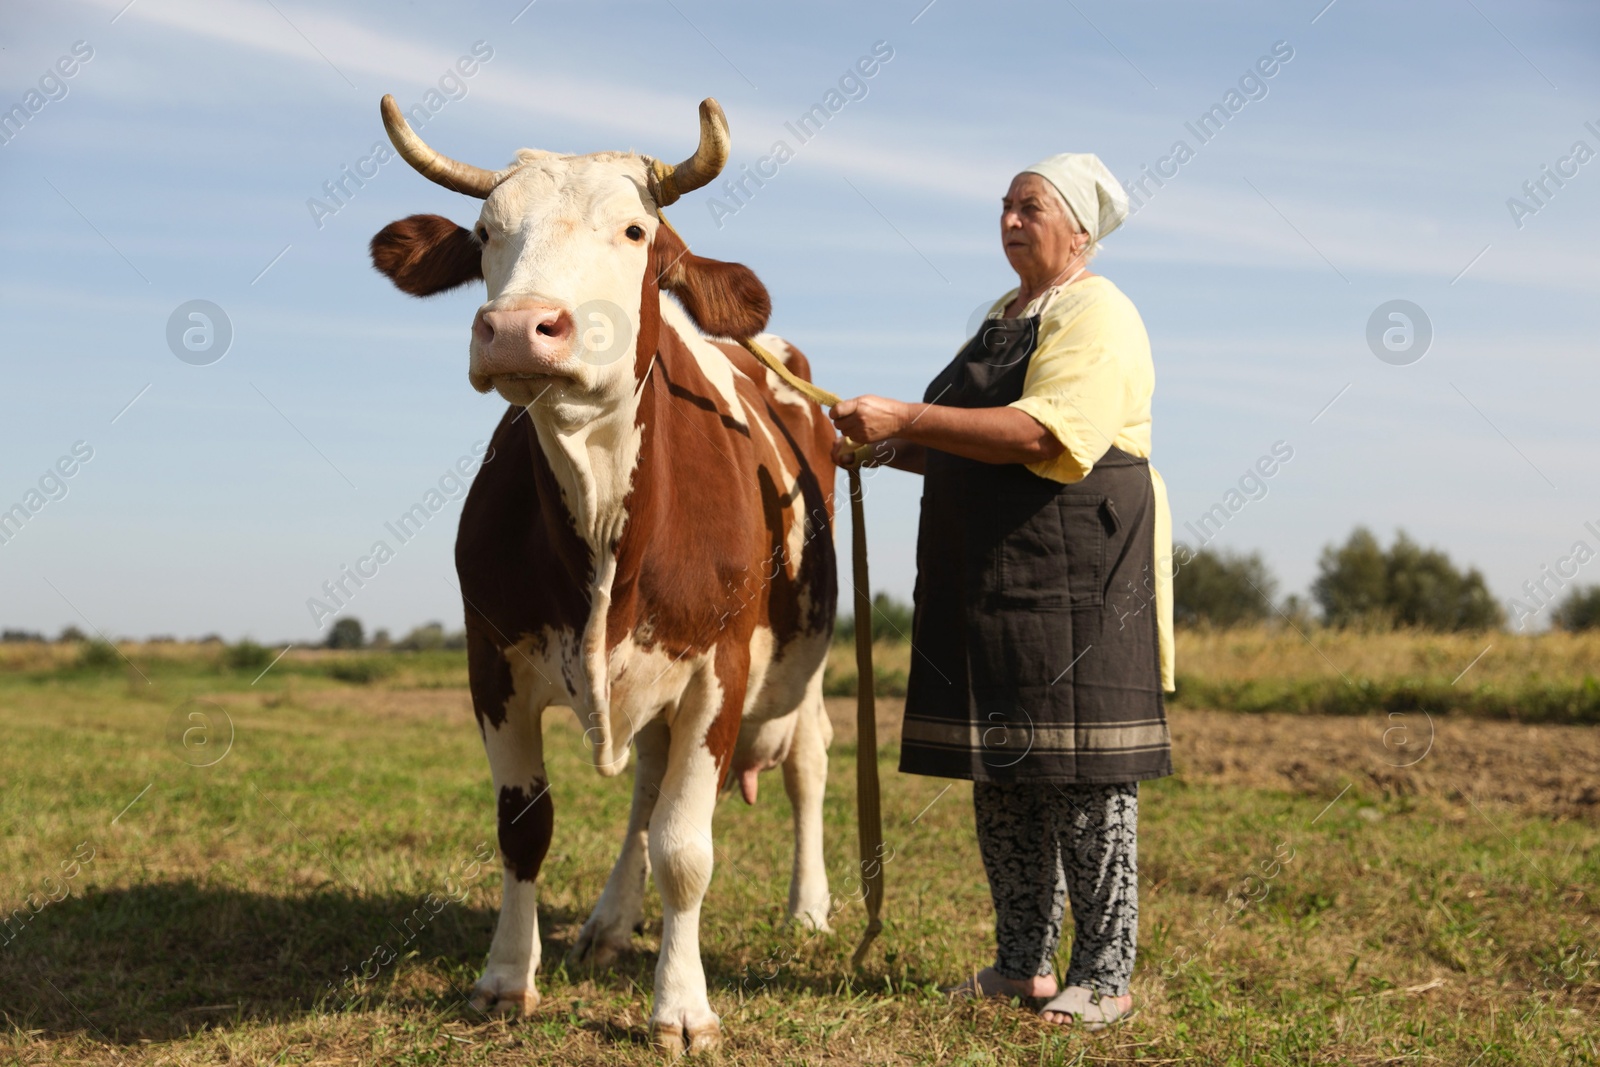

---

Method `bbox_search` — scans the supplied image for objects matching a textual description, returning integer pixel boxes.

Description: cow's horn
[647,98,730,207]
[380,94,500,198]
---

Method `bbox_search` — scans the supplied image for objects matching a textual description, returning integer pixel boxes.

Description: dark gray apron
[899,308,1171,784]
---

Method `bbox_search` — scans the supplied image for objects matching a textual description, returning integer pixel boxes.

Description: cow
[367,95,839,1055]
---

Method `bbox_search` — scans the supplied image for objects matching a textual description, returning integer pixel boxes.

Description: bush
[324,617,365,650]
[326,658,394,684]
[394,622,468,652]
[1173,547,1277,628]
[1313,527,1502,631]
[75,639,120,670]
[223,640,273,671]
[1552,585,1600,632]
[57,625,87,643]
[1280,593,1316,631]
[2,629,46,643]
[396,622,445,652]
[834,593,914,645]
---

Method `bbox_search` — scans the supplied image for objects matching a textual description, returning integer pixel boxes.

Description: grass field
[1,637,1597,1065]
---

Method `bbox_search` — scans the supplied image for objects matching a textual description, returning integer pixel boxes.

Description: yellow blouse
[994,276,1175,691]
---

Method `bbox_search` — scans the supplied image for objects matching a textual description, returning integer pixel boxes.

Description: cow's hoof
[568,916,634,969]
[787,906,834,934]
[650,1014,721,1057]
[469,979,540,1017]
[570,938,627,969]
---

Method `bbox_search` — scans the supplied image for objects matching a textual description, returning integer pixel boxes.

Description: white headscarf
[1020,153,1128,251]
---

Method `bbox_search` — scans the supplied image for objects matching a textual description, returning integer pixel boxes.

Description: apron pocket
[1060,497,1111,608]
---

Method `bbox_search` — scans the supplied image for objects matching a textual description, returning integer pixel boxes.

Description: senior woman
[830,154,1173,1029]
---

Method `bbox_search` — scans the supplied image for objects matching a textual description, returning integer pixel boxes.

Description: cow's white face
[468,151,658,427]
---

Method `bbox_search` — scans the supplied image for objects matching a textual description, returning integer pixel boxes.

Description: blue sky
[1,0,1596,642]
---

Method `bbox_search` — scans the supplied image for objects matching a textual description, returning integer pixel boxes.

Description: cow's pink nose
[473,304,576,380]
[476,305,573,347]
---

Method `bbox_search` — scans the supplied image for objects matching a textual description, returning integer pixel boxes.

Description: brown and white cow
[368,96,837,1054]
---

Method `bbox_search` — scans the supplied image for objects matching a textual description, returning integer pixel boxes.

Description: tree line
[826,526,1600,640]
[10,527,1596,647]
[0,618,466,650]
[1175,526,1600,632]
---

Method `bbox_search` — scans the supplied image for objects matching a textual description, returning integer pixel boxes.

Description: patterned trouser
[972,780,1139,995]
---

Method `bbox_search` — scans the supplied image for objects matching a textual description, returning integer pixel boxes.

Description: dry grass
[826,626,1600,722]
[1174,625,1600,690]
[1169,626,1600,722]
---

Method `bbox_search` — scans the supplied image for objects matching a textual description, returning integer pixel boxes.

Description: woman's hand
[830,395,912,444]
[831,436,927,474]
[832,437,894,469]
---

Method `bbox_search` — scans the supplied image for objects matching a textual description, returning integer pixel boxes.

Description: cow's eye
[474,224,489,243]
[625,224,645,242]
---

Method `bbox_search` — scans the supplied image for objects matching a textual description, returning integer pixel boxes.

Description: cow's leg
[783,680,833,931]
[470,694,553,1016]
[570,716,669,968]
[647,703,727,1055]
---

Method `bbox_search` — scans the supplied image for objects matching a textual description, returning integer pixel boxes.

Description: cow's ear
[653,222,771,339]
[370,214,483,297]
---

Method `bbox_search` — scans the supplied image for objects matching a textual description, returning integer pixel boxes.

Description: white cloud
[62,0,1599,293]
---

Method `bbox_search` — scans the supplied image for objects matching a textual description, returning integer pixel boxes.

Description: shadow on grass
[1,879,889,1045]
[1,879,544,1042]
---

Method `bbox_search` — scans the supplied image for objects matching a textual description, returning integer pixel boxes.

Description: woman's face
[1001,173,1087,280]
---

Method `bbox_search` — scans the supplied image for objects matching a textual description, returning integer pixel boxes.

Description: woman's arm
[830,395,1064,467]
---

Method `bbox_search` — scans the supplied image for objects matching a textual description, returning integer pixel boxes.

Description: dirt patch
[1168,705,1600,818]
[825,697,1600,820]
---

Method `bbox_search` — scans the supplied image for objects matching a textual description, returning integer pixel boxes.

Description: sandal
[1038,986,1134,1030]
[941,967,1058,1002]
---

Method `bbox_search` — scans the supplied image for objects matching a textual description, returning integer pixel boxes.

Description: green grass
[1,648,1597,1064]
[1170,672,1600,723]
